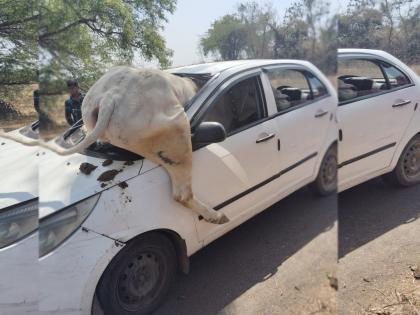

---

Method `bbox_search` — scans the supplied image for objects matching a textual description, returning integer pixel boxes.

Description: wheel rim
[321,153,337,190]
[402,139,420,179]
[116,251,163,311]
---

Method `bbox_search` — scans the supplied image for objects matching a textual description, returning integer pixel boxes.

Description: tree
[0,0,38,86]
[200,15,247,60]
[338,0,420,65]
[271,1,309,60]
[199,0,336,74]
[237,2,276,59]
[38,0,176,92]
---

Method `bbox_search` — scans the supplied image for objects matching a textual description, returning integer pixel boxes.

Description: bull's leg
[138,112,229,224]
[165,162,229,224]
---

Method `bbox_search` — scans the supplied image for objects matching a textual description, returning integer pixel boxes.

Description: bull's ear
[192,122,226,146]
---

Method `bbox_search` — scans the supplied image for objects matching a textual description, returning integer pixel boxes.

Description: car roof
[168,59,312,76]
[338,48,394,58]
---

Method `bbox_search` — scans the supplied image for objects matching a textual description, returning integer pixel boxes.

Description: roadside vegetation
[1,0,420,132]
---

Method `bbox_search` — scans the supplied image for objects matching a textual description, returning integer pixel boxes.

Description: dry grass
[363,286,420,315]
[2,84,38,117]
[0,83,69,136]
[0,84,38,130]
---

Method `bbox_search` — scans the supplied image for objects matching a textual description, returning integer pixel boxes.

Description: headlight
[0,198,38,249]
[39,194,100,257]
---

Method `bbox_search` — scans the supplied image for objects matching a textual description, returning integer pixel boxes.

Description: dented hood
[39,149,144,219]
[0,129,39,209]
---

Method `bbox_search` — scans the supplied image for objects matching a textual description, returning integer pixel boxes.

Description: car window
[202,76,263,135]
[338,59,387,102]
[266,69,312,112]
[307,73,328,99]
[381,62,411,89]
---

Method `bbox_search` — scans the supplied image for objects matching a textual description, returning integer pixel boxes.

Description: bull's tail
[38,98,115,155]
[0,130,40,146]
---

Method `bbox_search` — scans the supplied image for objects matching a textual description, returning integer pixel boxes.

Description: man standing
[65,79,84,126]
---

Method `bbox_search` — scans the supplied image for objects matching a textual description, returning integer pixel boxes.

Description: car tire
[96,233,177,315]
[382,134,420,187]
[309,144,337,196]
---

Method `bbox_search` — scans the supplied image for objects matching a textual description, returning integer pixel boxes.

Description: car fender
[82,161,203,257]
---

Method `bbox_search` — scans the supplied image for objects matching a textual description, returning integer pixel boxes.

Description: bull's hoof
[206,212,230,225]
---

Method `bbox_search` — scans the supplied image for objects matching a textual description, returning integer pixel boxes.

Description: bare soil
[97,169,120,182]
[79,162,98,175]
[339,178,420,315]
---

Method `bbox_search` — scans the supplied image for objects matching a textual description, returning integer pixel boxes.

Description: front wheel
[382,134,420,187]
[309,144,337,196]
[96,233,177,315]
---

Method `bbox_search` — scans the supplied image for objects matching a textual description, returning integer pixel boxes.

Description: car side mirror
[192,122,226,145]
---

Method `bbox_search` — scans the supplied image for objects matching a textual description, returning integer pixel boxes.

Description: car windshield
[172,73,214,111]
[55,121,143,161]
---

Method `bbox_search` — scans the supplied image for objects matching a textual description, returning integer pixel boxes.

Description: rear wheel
[309,144,337,196]
[382,135,420,187]
[96,233,177,315]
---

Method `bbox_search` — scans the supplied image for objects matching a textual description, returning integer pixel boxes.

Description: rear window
[338,59,387,102]
[381,62,411,89]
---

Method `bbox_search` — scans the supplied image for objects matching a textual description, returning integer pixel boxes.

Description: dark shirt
[65,93,84,126]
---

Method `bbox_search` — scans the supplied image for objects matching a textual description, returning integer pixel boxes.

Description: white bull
[1,66,229,224]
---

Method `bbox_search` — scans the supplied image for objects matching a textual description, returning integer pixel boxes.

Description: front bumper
[39,226,123,315]
[0,233,38,315]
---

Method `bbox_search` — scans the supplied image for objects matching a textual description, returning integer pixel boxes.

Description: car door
[261,66,336,192]
[191,71,281,243]
[337,57,415,185]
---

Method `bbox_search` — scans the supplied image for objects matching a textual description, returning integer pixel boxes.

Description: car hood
[39,149,146,218]
[0,130,39,209]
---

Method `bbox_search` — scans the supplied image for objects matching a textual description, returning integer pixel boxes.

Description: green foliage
[0,0,38,86]
[0,0,176,94]
[339,0,420,64]
[200,14,247,60]
[237,2,276,58]
[38,0,176,92]
[200,0,337,74]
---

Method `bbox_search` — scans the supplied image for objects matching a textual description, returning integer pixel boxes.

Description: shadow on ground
[339,177,420,259]
[153,187,336,315]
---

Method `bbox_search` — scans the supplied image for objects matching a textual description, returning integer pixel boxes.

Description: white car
[0,122,39,314]
[38,60,337,315]
[337,49,420,191]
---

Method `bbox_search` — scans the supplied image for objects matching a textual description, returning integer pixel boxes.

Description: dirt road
[339,178,420,314]
[154,188,338,315]
[93,187,337,315]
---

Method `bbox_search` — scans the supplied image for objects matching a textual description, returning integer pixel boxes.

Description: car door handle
[314,110,329,118]
[256,133,275,143]
[392,100,411,108]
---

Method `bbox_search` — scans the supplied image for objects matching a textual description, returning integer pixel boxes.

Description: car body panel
[0,131,38,208]
[0,128,39,314]
[39,152,143,218]
[38,59,338,313]
[39,228,120,315]
[0,233,38,315]
[337,49,420,191]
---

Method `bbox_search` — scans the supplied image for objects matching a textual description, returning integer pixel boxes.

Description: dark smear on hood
[100,183,108,188]
[118,181,128,189]
[79,162,98,175]
[102,159,113,167]
[97,169,119,182]
[124,160,134,166]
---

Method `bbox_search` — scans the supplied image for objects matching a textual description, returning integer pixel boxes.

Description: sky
[157,0,346,67]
